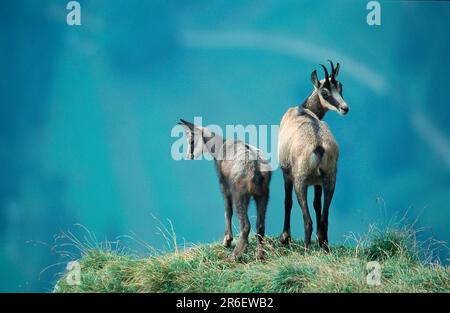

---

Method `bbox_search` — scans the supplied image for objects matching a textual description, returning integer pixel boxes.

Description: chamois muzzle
[339,103,349,115]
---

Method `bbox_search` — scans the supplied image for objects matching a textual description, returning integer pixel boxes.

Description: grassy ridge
[54,227,449,293]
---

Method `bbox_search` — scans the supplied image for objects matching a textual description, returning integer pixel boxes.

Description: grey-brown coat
[179,119,271,260]
[278,61,348,250]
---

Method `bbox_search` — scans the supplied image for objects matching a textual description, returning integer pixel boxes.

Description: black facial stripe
[187,133,194,157]
[203,136,212,144]
[189,140,194,158]
[203,133,218,154]
[321,80,331,89]
[322,78,339,88]
[325,95,340,108]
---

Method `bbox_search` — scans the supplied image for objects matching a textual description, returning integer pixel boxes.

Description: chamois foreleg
[280,168,293,244]
[222,193,233,247]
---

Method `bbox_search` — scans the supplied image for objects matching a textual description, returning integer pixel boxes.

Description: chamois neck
[300,90,327,120]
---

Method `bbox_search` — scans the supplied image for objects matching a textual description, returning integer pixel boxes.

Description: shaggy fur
[179,119,271,260]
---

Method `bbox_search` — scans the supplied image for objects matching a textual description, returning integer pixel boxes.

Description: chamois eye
[321,89,329,97]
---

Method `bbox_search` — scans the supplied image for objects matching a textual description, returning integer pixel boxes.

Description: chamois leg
[321,175,336,252]
[222,194,233,247]
[294,179,313,250]
[254,193,268,260]
[231,193,251,260]
[313,185,323,247]
[280,169,293,244]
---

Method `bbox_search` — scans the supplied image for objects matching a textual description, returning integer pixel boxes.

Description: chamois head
[311,60,349,116]
[178,119,204,160]
[178,119,217,160]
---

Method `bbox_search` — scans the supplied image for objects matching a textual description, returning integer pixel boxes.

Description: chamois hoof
[231,244,247,261]
[321,242,330,253]
[303,244,311,253]
[222,235,233,248]
[279,232,291,245]
[256,247,265,261]
[230,251,243,261]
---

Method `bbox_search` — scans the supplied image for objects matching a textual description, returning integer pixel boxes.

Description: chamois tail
[309,146,325,171]
[252,160,264,186]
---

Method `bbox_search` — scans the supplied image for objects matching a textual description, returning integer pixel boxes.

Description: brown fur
[278,107,339,182]
[278,62,348,251]
[179,120,272,260]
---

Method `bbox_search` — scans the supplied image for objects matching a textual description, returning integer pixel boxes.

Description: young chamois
[278,61,349,251]
[178,119,271,260]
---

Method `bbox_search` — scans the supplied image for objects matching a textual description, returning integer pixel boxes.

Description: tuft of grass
[272,263,317,292]
[364,228,414,262]
[53,225,449,293]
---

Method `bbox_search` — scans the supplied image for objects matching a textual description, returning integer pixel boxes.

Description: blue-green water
[0,0,449,292]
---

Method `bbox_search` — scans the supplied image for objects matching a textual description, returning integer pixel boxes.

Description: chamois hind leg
[254,193,268,260]
[321,175,336,252]
[280,168,293,244]
[313,185,323,247]
[222,193,233,247]
[294,178,313,251]
[231,192,251,261]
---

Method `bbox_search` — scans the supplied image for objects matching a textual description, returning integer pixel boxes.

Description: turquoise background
[0,0,449,291]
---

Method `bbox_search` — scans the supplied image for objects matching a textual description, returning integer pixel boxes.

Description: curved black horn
[328,60,334,74]
[328,60,337,83]
[320,64,330,83]
[328,60,335,76]
[179,118,194,129]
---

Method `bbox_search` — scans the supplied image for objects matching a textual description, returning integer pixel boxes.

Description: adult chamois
[178,119,271,260]
[278,61,349,251]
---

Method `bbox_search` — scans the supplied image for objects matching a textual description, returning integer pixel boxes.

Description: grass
[53,224,449,293]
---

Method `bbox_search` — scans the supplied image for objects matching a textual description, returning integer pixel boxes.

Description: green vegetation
[54,226,449,293]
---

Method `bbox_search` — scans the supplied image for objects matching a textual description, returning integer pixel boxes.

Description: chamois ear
[179,118,194,130]
[311,70,320,89]
[334,62,340,78]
